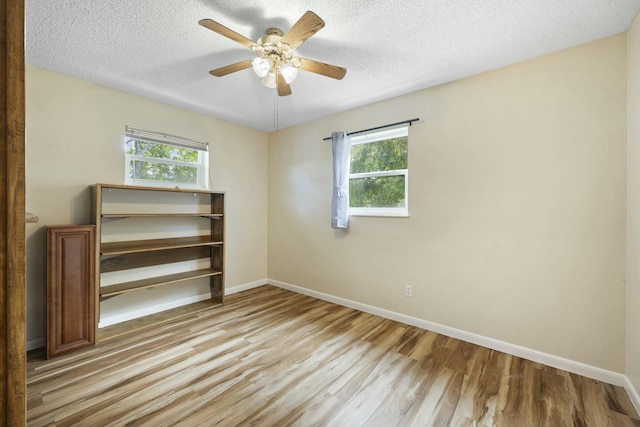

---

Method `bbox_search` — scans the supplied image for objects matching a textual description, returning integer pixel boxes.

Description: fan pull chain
[273,92,279,131]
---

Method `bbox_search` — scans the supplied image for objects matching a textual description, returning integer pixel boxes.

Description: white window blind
[125,126,209,152]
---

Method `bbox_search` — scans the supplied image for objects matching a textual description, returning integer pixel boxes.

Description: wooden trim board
[0,0,26,424]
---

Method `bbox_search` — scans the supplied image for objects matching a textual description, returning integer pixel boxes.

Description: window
[124,127,209,189]
[349,126,408,217]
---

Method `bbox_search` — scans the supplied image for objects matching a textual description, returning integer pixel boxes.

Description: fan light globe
[252,57,271,78]
[280,63,298,84]
[262,72,278,88]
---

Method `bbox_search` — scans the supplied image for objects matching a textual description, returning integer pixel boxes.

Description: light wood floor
[28,285,640,426]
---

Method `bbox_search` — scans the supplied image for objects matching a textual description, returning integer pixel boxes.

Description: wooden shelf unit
[91,183,225,341]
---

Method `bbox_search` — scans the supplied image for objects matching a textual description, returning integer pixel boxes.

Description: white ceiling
[25,0,640,132]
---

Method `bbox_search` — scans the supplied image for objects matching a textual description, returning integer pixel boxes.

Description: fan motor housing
[258,28,284,45]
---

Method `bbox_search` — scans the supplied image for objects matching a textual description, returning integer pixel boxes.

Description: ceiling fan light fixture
[262,71,278,88]
[252,57,271,78]
[280,63,298,84]
[201,11,347,96]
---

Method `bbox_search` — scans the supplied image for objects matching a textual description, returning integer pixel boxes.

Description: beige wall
[25,65,268,345]
[627,13,640,395]
[268,35,627,372]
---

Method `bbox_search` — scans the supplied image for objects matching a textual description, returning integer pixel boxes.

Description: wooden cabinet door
[46,225,96,358]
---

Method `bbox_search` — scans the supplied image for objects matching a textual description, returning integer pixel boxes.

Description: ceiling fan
[199,11,347,96]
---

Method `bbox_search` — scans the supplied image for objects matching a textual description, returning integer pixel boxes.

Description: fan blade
[277,73,292,96]
[209,59,253,77]
[199,19,257,49]
[299,58,347,80]
[281,11,325,49]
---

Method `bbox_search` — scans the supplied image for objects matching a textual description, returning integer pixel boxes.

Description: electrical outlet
[404,284,412,297]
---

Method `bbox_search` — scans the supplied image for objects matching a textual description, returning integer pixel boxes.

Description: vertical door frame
[1,0,26,425]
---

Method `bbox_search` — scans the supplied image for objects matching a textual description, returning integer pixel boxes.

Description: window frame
[124,127,210,190]
[348,126,409,217]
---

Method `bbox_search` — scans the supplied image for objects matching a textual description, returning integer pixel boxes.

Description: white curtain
[331,131,351,229]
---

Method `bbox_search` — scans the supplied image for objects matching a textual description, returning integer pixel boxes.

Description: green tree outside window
[349,136,408,209]
[126,139,200,184]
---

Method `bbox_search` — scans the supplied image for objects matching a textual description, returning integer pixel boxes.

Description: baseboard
[99,293,209,327]
[225,278,269,295]
[27,337,45,352]
[99,278,269,327]
[268,278,627,387]
[625,376,640,415]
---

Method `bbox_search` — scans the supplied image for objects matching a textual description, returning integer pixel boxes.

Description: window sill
[124,178,209,191]
[348,208,409,218]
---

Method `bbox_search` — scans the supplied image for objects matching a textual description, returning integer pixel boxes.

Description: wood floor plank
[326,352,417,427]
[27,285,640,426]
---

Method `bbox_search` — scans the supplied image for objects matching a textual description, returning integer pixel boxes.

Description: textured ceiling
[26,0,640,132]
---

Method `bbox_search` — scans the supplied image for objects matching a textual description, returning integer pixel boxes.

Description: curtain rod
[323,118,420,141]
